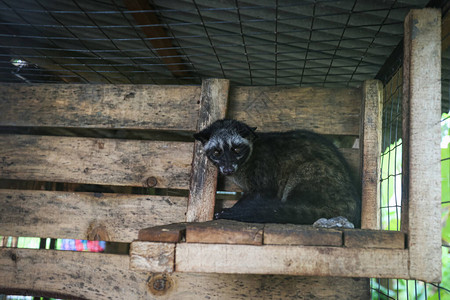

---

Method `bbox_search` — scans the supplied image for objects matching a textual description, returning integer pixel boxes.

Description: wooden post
[187,79,230,222]
[360,80,383,229]
[402,8,441,282]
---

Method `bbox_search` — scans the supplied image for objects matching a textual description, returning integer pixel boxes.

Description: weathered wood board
[360,80,383,229]
[344,229,405,249]
[402,9,442,283]
[264,224,342,246]
[0,189,187,243]
[0,83,201,130]
[0,134,193,189]
[186,219,264,245]
[228,86,361,135]
[0,248,370,300]
[187,79,229,222]
[176,243,409,279]
[138,222,187,243]
[129,242,175,273]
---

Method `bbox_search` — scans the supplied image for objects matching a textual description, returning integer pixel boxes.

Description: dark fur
[194,119,361,227]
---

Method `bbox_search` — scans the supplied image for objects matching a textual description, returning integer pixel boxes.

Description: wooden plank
[186,220,264,245]
[0,83,200,130]
[360,80,383,229]
[219,148,359,192]
[0,248,369,299]
[344,229,405,249]
[176,243,409,279]
[187,79,230,222]
[228,86,361,135]
[402,8,442,283]
[0,134,193,189]
[0,249,151,299]
[264,224,342,246]
[124,0,189,77]
[129,242,175,273]
[138,223,187,242]
[0,189,187,243]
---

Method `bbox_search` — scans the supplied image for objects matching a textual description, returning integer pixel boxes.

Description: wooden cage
[0,8,442,299]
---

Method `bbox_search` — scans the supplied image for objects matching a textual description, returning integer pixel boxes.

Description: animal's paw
[313,216,355,229]
[214,209,230,220]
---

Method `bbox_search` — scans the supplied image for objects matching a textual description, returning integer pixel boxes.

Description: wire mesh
[370,50,450,300]
[0,0,429,87]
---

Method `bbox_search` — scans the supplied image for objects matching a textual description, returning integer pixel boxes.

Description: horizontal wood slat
[228,86,361,135]
[186,219,264,245]
[0,189,187,243]
[176,243,409,278]
[0,248,369,299]
[0,84,361,136]
[0,83,201,131]
[0,134,193,189]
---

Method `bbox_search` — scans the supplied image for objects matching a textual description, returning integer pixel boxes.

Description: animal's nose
[221,166,235,176]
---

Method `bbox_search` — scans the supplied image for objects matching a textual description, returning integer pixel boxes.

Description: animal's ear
[193,127,211,144]
[238,123,258,140]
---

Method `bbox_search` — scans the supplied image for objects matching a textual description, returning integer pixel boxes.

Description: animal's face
[194,119,257,176]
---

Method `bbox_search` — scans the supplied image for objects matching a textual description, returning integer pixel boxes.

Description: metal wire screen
[370,60,450,299]
[0,0,429,87]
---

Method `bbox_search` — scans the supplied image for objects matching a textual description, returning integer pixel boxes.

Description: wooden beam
[0,189,187,243]
[185,220,264,245]
[228,86,361,135]
[360,80,383,229]
[138,222,187,243]
[129,242,175,272]
[0,249,150,299]
[124,0,189,77]
[175,243,409,279]
[0,134,193,189]
[263,224,342,246]
[0,83,201,130]
[344,229,405,249]
[187,79,229,222]
[402,8,442,283]
[0,248,369,299]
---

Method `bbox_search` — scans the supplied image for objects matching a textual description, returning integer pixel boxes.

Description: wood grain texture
[138,223,187,242]
[228,86,361,135]
[0,134,193,189]
[0,83,200,130]
[129,242,175,273]
[176,243,409,278]
[264,224,342,246]
[187,79,230,222]
[402,9,442,283]
[360,80,383,229]
[344,229,405,249]
[0,189,187,243]
[186,220,263,245]
[0,248,369,300]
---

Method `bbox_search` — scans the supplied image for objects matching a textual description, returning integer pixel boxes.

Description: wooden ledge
[136,220,405,248]
[130,220,408,277]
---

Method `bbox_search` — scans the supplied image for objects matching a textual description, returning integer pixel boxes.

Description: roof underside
[0,0,434,89]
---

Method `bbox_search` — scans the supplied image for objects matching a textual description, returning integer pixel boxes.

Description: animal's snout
[220,165,236,176]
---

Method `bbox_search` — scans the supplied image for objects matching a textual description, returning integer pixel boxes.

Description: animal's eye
[213,149,222,157]
[232,146,241,154]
